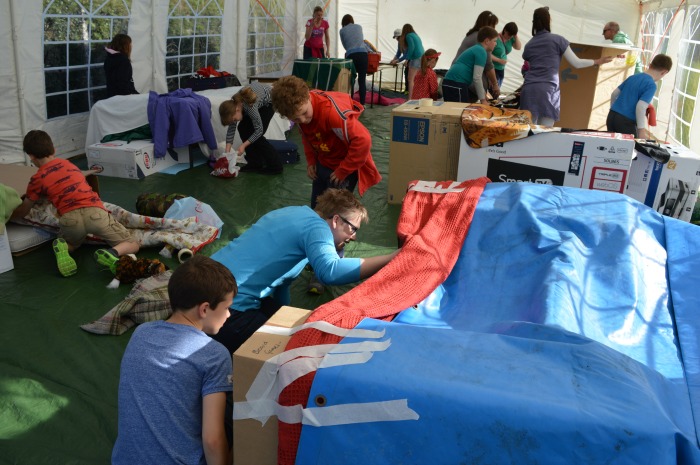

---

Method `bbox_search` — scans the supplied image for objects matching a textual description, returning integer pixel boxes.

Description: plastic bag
[164,197,224,238]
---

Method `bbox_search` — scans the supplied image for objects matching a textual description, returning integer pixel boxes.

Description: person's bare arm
[10,197,35,221]
[324,27,331,57]
[305,20,313,40]
[202,392,230,465]
[512,35,522,51]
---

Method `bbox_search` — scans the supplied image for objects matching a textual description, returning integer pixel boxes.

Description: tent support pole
[8,0,30,166]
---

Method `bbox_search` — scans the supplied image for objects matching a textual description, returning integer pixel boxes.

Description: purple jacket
[147,89,218,158]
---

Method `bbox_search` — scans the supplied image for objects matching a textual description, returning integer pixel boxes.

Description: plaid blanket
[80,271,173,335]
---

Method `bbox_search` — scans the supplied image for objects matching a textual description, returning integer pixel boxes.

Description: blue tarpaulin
[296,183,700,464]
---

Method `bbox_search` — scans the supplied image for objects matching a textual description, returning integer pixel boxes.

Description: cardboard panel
[387,101,468,204]
[558,42,634,131]
[233,306,312,465]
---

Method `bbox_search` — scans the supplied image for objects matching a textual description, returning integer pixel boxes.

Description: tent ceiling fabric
[1,0,698,164]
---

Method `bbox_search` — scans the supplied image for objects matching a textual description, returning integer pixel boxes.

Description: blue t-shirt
[445,44,487,84]
[112,321,232,465]
[211,206,361,311]
[611,72,657,121]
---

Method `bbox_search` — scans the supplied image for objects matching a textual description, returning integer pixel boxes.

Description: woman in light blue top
[339,14,369,105]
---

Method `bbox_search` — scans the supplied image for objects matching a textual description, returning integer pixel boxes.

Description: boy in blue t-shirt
[112,255,237,465]
[606,54,672,139]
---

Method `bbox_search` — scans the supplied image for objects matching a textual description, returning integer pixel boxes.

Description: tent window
[640,9,674,116]
[670,6,700,147]
[42,0,132,119]
[165,0,224,91]
[246,0,286,76]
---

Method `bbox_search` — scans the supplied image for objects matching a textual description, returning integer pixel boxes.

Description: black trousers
[310,163,359,209]
[606,110,638,137]
[211,297,282,354]
[348,52,368,105]
[238,103,282,171]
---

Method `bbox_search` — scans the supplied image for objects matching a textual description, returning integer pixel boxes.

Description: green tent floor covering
[0,103,404,464]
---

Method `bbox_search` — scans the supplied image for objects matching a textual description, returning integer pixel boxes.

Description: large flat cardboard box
[0,162,99,195]
[457,131,635,194]
[626,144,700,222]
[558,42,635,131]
[388,101,467,204]
[233,306,312,465]
[86,140,180,179]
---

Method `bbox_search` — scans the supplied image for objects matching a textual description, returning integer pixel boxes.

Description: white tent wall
[2,0,699,166]
[129,1,170,96]
[361,0,641,94]
[0,0,24,164]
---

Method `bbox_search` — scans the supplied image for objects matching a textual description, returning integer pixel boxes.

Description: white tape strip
[233,399,420,427]
[257,321,385,339]
[246,340,391,403]
[302,399,420,426]
[408,180,466,194]
[245,341,391,423]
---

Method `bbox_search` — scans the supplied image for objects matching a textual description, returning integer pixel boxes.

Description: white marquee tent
[1,0,699,165]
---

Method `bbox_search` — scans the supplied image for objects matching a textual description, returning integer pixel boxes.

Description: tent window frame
[42,0,131,120]
[246,0,286,77]
[670,6,700,147]
[165,0,224,92]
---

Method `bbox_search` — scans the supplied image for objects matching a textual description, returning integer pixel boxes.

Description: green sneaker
[52,238,77,277]
[94,248,118,274]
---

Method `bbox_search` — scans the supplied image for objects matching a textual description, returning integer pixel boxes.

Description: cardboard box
[388,101,467,204]
[0,232,14,274]
[86,140,180,179]
[457,131,635,194]
[233,306,312,465]
[625,144,700,222]
[558,42,635,131]
[0,162,99,195]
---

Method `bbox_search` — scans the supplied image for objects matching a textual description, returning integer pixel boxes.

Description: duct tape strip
[407,180,467,194]
[243,340,392,424]
[277,352,374,398]
[233,398,420,427]
[246,339,391,402]
[258,321,385,339]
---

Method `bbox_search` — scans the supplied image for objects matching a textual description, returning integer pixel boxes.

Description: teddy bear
[106,255,169,289]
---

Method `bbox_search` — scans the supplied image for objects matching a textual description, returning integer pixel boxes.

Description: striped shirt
[225,81,273,146]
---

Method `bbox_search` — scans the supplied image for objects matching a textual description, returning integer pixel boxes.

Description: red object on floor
[277,177,490,465]
[352,91,406,106]
[647,104,657,127]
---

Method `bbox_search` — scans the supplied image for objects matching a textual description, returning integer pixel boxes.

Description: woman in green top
[492,22,522,88]
[443,27,499,104]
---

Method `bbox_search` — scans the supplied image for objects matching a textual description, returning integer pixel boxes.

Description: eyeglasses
[337,215,360,234]
[603,28,611,32]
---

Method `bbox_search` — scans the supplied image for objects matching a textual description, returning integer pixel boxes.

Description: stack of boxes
[387,102,700,223]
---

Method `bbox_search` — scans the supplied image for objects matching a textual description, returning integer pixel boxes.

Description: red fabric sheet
[277,177,490,464]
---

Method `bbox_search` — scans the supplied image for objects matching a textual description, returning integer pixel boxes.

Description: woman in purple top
[520,7,612,126]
